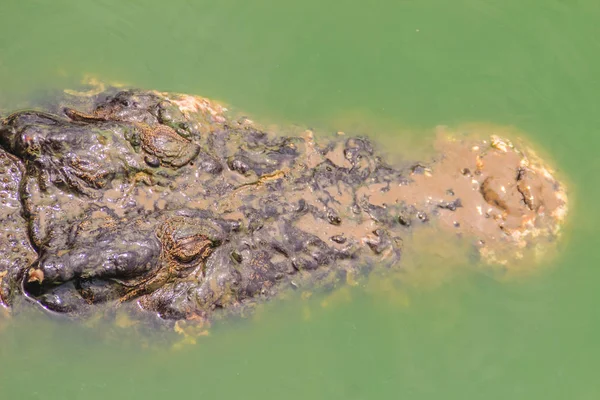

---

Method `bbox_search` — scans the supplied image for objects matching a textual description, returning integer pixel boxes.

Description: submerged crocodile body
[0,86,568,323]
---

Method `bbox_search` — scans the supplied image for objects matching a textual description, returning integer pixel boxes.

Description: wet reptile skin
[0,88,568,323]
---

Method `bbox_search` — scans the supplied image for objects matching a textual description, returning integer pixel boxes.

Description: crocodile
[0,86,569,324]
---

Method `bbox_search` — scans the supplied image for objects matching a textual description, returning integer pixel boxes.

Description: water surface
[1,0,599,399]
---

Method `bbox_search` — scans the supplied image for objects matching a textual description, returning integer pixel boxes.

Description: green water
[1,0,600,398]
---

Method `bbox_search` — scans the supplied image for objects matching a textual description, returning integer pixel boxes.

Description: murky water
[1,0,599,398]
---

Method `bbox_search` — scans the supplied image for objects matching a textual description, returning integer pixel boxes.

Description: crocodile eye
[173,236,213,263]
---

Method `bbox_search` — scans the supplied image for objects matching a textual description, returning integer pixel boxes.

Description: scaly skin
[64,106,200,168]
[0,87,568,325]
